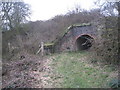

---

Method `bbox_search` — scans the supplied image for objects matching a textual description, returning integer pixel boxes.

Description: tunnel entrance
[76,35,94,50]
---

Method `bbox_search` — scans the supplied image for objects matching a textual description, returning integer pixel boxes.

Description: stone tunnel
[55,23,98,52]
[75,34,94,51]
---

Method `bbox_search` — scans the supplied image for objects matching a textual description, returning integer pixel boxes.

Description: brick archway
[75,34,94,50]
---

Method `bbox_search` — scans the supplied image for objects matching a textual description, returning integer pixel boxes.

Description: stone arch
[75,34,94,50]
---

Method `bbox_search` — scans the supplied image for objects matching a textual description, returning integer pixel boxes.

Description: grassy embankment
[49,51,117,88]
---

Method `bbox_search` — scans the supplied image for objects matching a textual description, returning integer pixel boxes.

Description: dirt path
[2,52,54,88]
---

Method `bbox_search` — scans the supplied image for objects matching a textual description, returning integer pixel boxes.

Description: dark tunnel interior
[76,35,94,50]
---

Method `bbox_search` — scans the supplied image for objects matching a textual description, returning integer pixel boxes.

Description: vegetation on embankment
[92,16,119,65]
[49,51,118,88]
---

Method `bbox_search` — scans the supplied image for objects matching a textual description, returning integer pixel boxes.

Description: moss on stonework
[52,23,91,46]
[61,23,91,38]
[73,23,91,27]
[44,43,55,47]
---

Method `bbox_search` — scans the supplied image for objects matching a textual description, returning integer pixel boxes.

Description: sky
[23,0,98,21]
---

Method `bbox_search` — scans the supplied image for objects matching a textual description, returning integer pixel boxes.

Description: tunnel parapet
[54,23,98,52]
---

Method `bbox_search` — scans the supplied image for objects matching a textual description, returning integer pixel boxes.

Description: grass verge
[49,51,117,88]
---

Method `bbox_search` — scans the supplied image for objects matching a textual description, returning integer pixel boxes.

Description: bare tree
[0,2,31,31]
[94,0,118,16]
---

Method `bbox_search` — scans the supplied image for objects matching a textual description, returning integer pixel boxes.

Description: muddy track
[2,53,53,88]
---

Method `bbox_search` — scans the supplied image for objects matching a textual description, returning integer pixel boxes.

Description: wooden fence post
[8,42,11,53]
[36,42,44,56]
[41,42,44,56]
